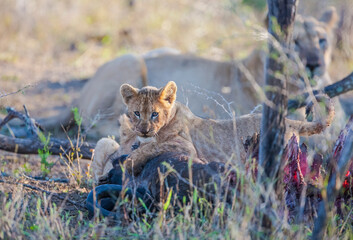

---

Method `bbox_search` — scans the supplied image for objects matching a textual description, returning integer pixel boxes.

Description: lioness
[40,8,339,139]
[91,81,334,182]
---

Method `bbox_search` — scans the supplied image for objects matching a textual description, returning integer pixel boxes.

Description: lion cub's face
[120,81,177,139]
[293,7,338,80]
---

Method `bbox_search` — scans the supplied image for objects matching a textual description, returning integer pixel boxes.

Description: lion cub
[118,81,204,175]
[91,81,334,182]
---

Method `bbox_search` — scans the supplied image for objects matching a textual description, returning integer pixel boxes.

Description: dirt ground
[0,0,353,238]
[0,149,91,213]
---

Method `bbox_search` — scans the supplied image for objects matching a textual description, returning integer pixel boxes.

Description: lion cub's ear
[320,7,338,29]
[159,81,177,105]
[120,84,138,105]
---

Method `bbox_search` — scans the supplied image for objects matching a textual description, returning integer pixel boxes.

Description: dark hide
[86,152,237,218]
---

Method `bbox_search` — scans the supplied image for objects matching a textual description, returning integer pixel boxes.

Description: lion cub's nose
[140,129,149,135]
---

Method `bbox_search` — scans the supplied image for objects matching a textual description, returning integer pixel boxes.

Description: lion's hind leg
[91,138,120,183]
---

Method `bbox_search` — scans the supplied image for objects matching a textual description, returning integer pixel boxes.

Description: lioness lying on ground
[41,7,339,139]
[91,81,334,182]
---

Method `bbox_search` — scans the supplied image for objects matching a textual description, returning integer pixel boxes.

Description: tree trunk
[258,0,298,234]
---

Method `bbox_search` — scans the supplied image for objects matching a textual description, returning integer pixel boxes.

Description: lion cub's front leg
[91,138,120,183]
[124,137,198,175]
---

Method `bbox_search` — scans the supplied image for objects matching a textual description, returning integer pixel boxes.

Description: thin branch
[0,85,32,98]
[0,179,86,209]
[22,174,69,183]
[0,106,43,137]
[288,71,353,110]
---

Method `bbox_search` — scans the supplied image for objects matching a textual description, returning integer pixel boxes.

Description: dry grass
[1,149,353,239]
[1,0,353,239]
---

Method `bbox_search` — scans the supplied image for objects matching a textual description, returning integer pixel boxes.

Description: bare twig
[22,174,69,183]
[0,179,86,209]
[0,106,43,137]
[0,85,32,99]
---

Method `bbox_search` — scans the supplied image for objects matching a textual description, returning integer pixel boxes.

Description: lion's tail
[286,95,335,136]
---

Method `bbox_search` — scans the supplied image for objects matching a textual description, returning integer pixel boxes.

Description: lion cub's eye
[134,111,140,118]
[151,112,159,119]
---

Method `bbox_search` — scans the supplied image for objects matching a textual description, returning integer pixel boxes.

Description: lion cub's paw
[91,137,120,183]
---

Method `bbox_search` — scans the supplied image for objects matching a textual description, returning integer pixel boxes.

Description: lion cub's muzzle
[136,122,155,137]
[136,128,155,138]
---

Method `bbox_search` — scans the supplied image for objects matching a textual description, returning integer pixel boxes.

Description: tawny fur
[90,138,120,183]
[91,81,334,182]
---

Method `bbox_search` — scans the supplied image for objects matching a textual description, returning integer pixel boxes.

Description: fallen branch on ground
[22,174,70,183]
[0,179,86,209]
[0,106,95,159]
[0,134,95,159]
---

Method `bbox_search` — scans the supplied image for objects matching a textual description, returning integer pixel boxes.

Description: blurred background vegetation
[0,0,352,115]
